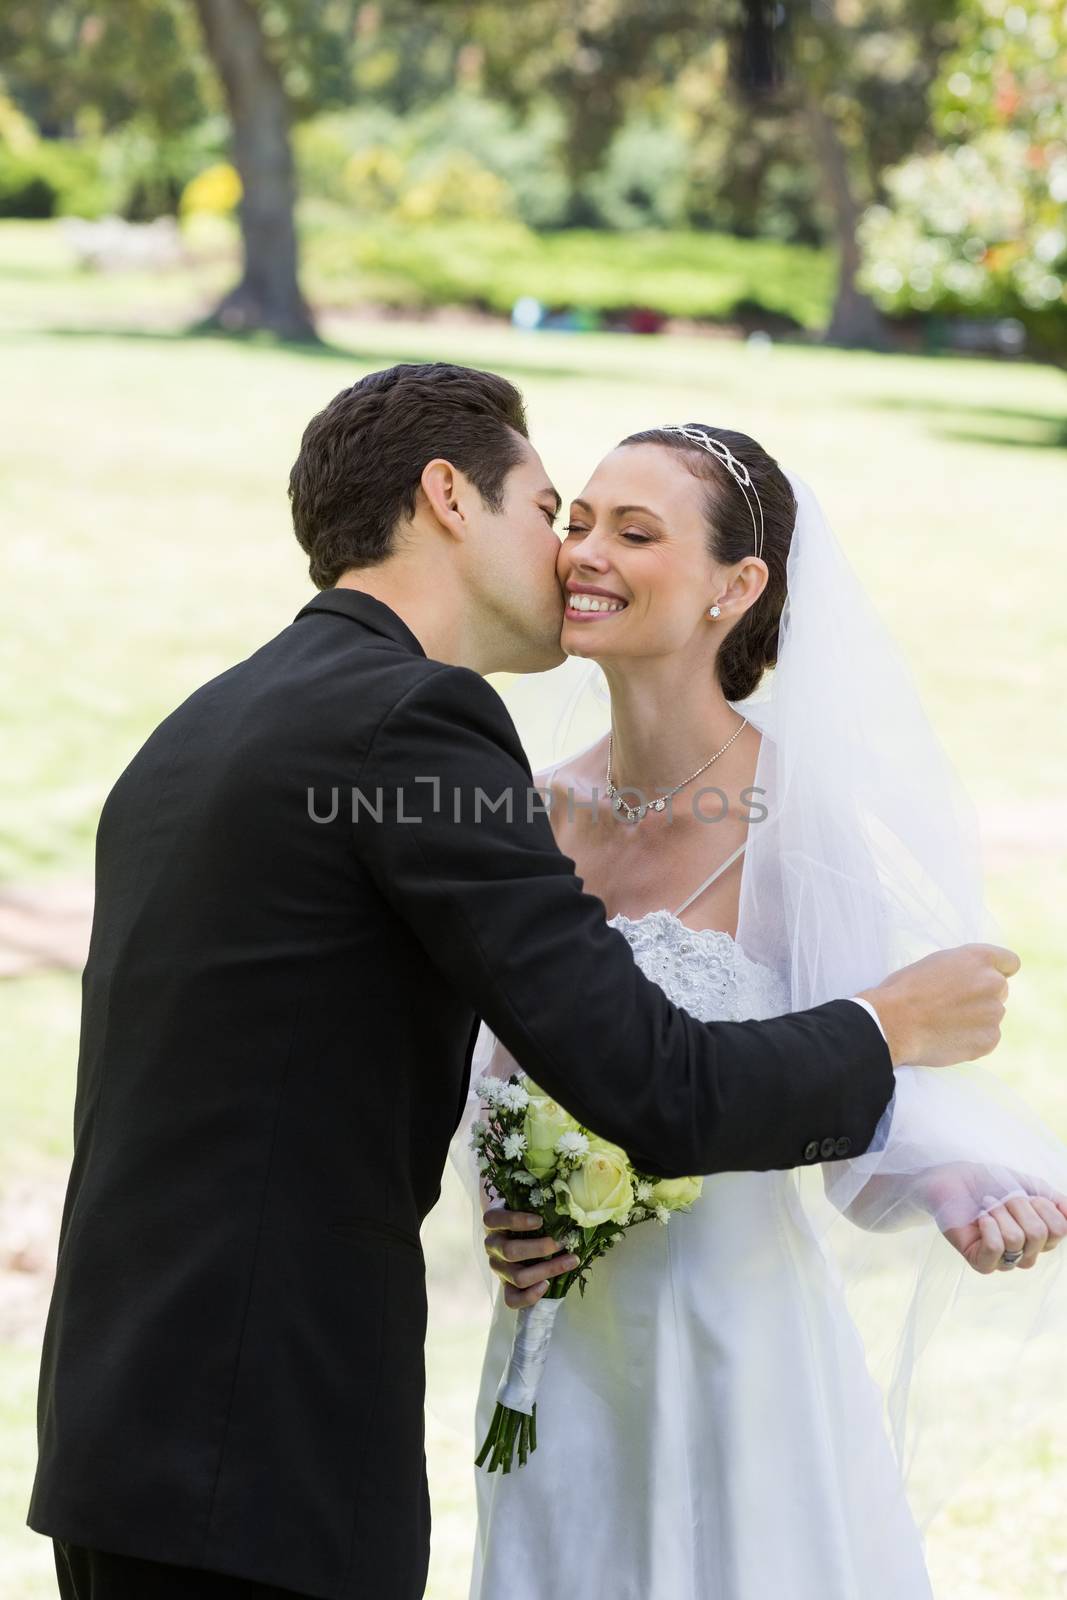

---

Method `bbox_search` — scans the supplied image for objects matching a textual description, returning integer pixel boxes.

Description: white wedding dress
[467,900,934,1600]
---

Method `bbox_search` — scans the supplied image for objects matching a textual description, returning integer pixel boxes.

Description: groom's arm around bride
[359,655,1012,1181]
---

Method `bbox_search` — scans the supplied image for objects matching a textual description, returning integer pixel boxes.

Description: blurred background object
[0,0,1061,353]
[1,3,1065,1597]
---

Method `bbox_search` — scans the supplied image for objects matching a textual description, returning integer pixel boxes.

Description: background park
[1,2,1065,1596]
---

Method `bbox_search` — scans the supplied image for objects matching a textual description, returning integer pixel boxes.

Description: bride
[453,423,1067,1600]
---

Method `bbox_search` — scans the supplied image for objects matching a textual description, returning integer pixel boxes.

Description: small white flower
[477,1156,490,1173]
[498,1082,530,1113]
[654,1204,671,1227]
[563,1231,581,1252]
[556,1130,589,1159]
[513,1170,536,1187]
[529,1187,547,1207]
[629,1206,648,1223]
[635,1181,653,1203]
[503,1132,528,1160]
[469,1123,487,1150]
[474,1075,503,1105]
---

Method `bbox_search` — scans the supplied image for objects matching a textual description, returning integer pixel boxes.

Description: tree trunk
[803,89,888,351]
[192,0,316,340]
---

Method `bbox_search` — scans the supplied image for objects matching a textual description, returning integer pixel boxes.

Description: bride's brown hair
[619,425,796,703]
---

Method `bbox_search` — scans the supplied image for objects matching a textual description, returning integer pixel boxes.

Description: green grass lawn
[1,219,1066,1599]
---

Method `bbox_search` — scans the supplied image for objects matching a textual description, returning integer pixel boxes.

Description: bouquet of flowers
[471,1070,703,1473]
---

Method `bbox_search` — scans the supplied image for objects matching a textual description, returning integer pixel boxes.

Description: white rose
[556,1144,635,1229]
[523,1095,581,1179]
[647,1175,704,1212]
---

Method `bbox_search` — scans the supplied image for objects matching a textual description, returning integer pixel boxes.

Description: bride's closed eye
[563,524,652,544]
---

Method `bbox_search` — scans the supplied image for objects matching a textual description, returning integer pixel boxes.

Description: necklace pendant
[605,715,748,830]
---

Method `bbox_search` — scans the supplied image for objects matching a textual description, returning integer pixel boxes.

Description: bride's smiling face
[558,443,725,663]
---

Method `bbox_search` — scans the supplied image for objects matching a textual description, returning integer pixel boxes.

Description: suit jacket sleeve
[354,664,895,1179]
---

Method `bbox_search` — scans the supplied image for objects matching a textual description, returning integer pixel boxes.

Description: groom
[28,362,1016,1600]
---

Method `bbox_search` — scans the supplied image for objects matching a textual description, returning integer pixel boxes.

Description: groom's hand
[857,943,1020,1068]
[483,1205,579,1310]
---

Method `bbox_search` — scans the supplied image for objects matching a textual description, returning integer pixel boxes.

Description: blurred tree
[0,0,214,215]
[340,4,814,239]
[449,0,962,343]
[860,0,1066,361]
[421,0,738,228]
[2,1,972,344]
[191,0,314,338]
[0,1,209,138]
[0,0,337,335]
[735,0,960,348]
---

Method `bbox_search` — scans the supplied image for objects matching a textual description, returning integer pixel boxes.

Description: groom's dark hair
[289,362,529,588]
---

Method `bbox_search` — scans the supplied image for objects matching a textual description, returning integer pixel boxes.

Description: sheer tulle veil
[450,465,1067,1530]
[729,470,1067,1527]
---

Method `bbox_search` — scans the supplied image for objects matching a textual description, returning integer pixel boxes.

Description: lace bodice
[607,909,790,1024]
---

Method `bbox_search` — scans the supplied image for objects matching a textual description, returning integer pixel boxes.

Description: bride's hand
[483,1204,579,1310]
[940,1189,1067,1274]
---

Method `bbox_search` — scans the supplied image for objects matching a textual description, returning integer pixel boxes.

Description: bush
[0,150,55,218]
[300,213,834,328]
[582,119,690,231]
[409,95,568,229]
[861,0,1067,361]
[293,96,568,228]
[860,132,1067,360]
[99,120,228,222]
[0,141,109,219]
[0,118,230,223]
[396,151,514,224]
[180,162,242,218]
[293,109,401,206]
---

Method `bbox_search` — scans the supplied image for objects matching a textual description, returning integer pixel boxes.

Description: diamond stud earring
[708,604,721,619]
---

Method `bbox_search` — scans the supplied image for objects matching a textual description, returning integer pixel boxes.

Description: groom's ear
[419,458,471,542]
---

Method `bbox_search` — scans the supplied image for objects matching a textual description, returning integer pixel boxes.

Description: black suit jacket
[28,589,894,1599]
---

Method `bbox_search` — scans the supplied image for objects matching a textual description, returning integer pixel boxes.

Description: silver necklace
[605,716,749,823]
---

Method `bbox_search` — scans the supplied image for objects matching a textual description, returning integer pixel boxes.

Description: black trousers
[53,1540,319,1599]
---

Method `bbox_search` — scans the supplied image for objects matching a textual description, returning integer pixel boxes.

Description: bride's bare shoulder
[532,734,609,808]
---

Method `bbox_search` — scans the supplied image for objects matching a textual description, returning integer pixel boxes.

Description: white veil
[449,467,1067,1529]
[729,471,1067,1528]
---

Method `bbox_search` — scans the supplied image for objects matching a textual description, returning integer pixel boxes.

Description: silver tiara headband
[660,424,765,561]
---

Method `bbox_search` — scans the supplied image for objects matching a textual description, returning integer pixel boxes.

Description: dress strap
[534,758,565,792]
[671,839,748,918]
